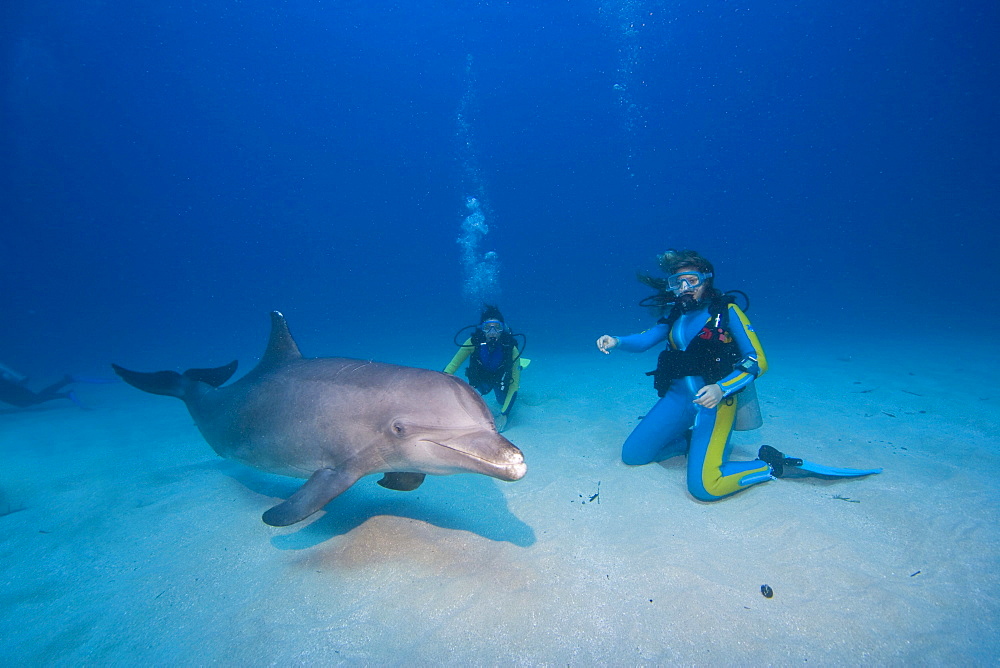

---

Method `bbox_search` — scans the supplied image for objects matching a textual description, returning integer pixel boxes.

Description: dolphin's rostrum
[113,311,527,526]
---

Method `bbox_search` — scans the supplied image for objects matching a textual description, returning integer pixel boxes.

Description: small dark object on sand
[760,584,773,598]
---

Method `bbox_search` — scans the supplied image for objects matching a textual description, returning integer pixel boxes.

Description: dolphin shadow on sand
[114,311,528,529]
[219,461,536,548]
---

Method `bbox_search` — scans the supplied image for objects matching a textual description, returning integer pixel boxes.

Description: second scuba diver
[596,249,880,502]
[444,305,528,433]
[0,362,82,409]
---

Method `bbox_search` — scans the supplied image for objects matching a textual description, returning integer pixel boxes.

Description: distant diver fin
[758,445,881,479]
[67,390,85,409]
[377,472,427,491]
[68,375,120,385]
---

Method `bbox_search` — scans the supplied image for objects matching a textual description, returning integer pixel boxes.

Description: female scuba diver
[596,249,881,501]
[595,250,773,501]
[444,305,528,433]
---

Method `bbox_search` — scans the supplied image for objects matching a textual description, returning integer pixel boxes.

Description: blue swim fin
[758,445,881,479]
[796,459,882,478]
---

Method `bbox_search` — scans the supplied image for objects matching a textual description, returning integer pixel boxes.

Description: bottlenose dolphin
[112,311,527,526]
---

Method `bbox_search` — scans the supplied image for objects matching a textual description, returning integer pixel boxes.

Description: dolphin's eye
[392,422,406,436]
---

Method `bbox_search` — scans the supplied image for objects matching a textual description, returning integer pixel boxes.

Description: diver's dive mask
[481,319,505,335]
[666,271,712,294]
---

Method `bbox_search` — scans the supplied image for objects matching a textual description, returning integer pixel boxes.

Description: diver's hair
[480,304,505,323]
[637,249,719,300]
[657,249,714,277]
[636,272,667,292]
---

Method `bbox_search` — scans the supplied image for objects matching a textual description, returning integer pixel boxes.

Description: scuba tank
[734,381,763,431]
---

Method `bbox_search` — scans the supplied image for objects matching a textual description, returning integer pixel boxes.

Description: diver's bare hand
[596,335,618,354]
[694,384,723,408]
[596,335,619,354]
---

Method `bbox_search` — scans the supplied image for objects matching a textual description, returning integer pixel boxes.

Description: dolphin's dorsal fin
[254,311,303,373]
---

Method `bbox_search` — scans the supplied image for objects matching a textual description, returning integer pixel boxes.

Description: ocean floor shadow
[0,488,27,518]
[517,390,551,407]
[780,470,882,484]
[215,462,535,549]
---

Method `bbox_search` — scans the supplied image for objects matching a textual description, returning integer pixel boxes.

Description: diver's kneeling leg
[495,386,513,411]
[687,400,771,501]
[621,389,694,466]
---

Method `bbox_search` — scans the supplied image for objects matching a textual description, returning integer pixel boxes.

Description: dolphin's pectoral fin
[261,467,358,526]
[376,472,426,492]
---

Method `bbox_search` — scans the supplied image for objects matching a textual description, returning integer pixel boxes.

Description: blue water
[2,0,997,377]
[2,3,999,661]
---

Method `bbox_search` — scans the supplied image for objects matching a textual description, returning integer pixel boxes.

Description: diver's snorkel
[639,286,750,316]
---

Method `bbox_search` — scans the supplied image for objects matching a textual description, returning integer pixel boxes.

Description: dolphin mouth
[422,438,527,481]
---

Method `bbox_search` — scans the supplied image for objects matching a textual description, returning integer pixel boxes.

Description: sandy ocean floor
[1,335,998,665]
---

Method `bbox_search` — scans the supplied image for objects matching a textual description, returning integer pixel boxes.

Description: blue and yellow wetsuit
[613,301,771,501]
[444,337,522,415]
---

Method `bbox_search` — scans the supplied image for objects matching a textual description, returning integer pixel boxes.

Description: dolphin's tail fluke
[111,361,238,399]
[183,361,239,387]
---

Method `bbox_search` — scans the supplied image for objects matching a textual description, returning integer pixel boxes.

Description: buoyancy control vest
[465,330,516,390]
[646,296,741,397]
